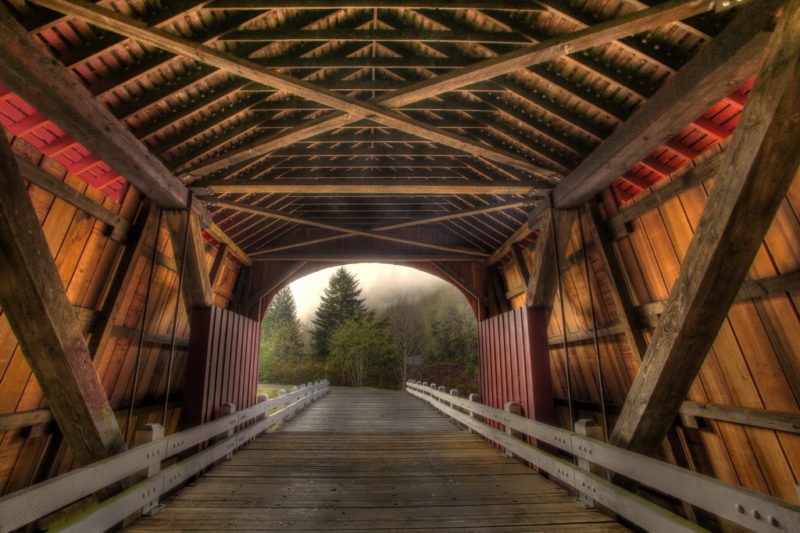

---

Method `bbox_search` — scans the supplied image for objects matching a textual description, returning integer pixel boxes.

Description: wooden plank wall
[498,147,800,504]
[181,306,261,428]
[478,307,538,426]
[0,136,241,496]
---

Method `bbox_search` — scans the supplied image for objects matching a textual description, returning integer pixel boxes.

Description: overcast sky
[288,263,449,323]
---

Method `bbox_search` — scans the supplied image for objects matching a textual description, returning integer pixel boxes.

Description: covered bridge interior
[0,0,798,531]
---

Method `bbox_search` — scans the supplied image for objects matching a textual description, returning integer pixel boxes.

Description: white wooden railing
[407,380,800,533]
[0,380,329,533]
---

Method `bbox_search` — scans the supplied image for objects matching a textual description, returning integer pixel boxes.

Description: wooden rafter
[551,0,776,208]
[209,198,490,257]
[246,199,530,253]
[610,1,800,456]
[29,0,559,180]
[197,179,542,195]
[205,1,546,9]
[0,6,193,212]
[179,0,710,176]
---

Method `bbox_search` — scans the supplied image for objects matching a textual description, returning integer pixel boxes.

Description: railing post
[468,393,481,434]
[574,419,606,508]
[133,423,165,515]
[215,403,236,460]
[503,402,523,459]
[255,393,268,436]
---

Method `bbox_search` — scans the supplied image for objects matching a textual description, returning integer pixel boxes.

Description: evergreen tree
[260,288,305,382]
[311,267,366,359]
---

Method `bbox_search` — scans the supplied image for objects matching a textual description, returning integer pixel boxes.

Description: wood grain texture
[0,5,191,212]
[0,130,126,466]
[610,0,800,456]
[126,387,625,532]
[165,210,214,310]
[552,0,776,208]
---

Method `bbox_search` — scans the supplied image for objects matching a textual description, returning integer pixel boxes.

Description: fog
[288,263,450,324]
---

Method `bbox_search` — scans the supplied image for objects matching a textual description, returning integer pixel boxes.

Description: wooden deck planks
[126,387,627,532]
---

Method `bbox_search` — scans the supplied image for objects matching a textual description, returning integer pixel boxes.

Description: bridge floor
[126,387,627,532]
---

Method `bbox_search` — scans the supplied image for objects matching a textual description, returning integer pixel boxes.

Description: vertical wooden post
[574,419,606,508]
[525,307,556,425]
[468,393,482,434]
[504,401,523,459]
[134,423,165,515]
[215,403,236,460]
[255,393,268,437]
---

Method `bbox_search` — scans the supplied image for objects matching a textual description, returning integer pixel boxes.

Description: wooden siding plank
[0,131,126,465]
[611,5,800,456]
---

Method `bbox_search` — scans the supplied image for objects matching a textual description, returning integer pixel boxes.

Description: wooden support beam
[181,0,709,176]
[198,180,542,195]
[221,28,531,44]
[243,199,531,255]
[88,203,158,360]
[486,265,511,316]
[610,3,800,456]
[548,323,625,346]
[637,270,800,326]
[165,209,214,310]
[206,0,545,10]
[206,223,251,265]
[0,129,126,465]
[525,208,576,309]
[376,199,532,231]
[0,400,182,433]
[252,253,478,262]
[510,243,530,286]
[555,397,800,436]
[551,0,776,209]
[607,150,724,239]
[208,243,228,288]
[16,155,131,242]
[680,402,800,436]
[489,218,534,264]
[585,203,648,360]
[111,326,190,348]
[0,6,196,214]
[209,198,490,257]
[29,0,557,180]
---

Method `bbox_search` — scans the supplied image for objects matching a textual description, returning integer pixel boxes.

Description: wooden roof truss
[1,0,746,260]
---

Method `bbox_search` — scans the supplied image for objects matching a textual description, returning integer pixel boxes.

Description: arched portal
[258,263,481,391]
[242,259,492,322]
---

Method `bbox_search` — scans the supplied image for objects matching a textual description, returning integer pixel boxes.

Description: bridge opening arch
[256,262,480,393]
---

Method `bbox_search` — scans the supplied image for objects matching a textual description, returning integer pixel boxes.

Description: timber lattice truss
[0,0,747,262]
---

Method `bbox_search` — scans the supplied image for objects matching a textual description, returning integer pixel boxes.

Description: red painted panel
[180,306,260,428]
[479,308,555,427]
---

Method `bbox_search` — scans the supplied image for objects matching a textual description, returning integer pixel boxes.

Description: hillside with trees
[259,267,478,391]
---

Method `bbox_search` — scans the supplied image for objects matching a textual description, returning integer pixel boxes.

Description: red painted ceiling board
[0,84,128,202]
